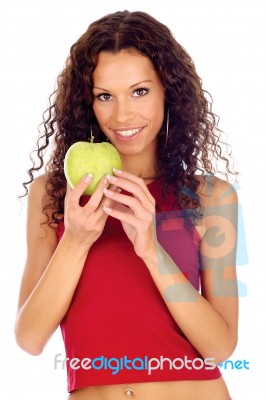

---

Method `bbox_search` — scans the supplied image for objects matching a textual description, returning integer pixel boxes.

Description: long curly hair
[21,10,236,226]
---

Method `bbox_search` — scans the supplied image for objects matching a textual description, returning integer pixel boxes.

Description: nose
[113,99,135,124]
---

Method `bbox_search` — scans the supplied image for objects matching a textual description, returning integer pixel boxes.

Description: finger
[67,174,94,205]
[100,184,121,209]
[85,184,121,225]
[105,175,155,213]
[65,182,72,200]
[112,168,156,204]
[90,184,121,219]
[64,183,70,209]
[84,180,121,216]
[103,187,151,216]
[83,175,109,213]
[103,203,152,230]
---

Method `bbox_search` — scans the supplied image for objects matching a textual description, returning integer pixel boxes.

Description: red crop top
[57,178,221,392]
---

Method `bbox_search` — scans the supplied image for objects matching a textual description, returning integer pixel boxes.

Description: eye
[132,87,149,97]
[95,92,113,101]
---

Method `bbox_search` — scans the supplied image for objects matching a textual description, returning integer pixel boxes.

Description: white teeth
[115,128,141,137]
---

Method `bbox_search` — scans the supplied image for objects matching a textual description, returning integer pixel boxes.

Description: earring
[164,109,171,158]
[165,109,169,149]
[90,124,94,143]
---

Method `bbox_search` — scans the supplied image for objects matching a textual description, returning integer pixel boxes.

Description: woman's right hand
[63,174,118,248]
[15,173,119,355]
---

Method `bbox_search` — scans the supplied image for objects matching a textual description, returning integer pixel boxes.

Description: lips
[115,128,141,138]
[111,126,144,141]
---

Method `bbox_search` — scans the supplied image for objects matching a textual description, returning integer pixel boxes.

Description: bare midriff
[67,378,231,400]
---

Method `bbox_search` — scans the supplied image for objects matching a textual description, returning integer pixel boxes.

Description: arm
[103,171,238,364]
[15,174,116,355]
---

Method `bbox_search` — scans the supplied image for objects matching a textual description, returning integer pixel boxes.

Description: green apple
[64,141,122,195]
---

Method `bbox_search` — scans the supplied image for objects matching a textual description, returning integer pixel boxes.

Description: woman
[15,10,238,400]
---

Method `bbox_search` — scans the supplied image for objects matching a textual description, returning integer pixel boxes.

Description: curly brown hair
[21,10,237,226]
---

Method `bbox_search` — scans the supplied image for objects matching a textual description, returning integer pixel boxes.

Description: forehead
[92,50,158,85]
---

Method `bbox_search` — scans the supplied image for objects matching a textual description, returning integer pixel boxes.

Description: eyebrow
[93,80,153,92]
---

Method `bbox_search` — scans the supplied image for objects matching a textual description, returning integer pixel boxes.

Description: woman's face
[92,50,165,160]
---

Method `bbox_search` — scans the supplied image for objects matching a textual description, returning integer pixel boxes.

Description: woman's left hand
[103,169,157,259]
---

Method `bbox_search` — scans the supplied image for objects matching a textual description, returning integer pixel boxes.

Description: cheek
[93,102,113,123]
[148,99,164,126]
[93,103,104,122]
[92,104,114,138]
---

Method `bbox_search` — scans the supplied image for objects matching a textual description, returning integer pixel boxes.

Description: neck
[120,153,157,182]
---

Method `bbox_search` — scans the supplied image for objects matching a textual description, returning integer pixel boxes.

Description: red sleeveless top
[57,179,221,392]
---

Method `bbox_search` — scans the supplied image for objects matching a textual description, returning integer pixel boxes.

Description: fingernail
[103,188,113,196]
[113,168,123,174]
[111,185,121,192]
[84,174,93,183]
[106,175,118,182]
[103,206,113,213]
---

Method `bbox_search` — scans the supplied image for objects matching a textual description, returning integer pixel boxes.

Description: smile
[113,128,142,138]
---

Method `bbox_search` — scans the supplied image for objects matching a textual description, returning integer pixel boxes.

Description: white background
[0,0,265,398]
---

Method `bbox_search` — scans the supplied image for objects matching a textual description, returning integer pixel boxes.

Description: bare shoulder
[27,173,58,240]
[195,175,238,207]
[193,175,238,239]
[28,173,48,203]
